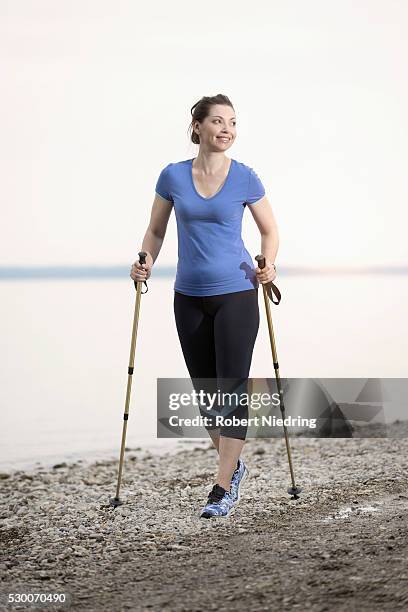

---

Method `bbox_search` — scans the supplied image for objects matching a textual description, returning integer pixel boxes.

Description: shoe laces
[207,484,227,504]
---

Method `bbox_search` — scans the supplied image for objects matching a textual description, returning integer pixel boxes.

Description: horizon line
[1,264,408,279]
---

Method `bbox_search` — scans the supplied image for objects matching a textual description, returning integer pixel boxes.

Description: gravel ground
[1,422,408,611]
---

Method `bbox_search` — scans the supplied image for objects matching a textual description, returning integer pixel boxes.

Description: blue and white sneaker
[200,484,235,519]
[230,459,249,503]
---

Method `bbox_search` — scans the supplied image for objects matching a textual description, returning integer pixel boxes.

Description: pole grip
[255,254,281,305]
[134,251,148,290]
[255,254,266,270]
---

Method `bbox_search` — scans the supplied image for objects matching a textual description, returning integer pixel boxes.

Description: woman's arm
[131,193,173,282]
[141,193,173,267]
[247,195,279,283]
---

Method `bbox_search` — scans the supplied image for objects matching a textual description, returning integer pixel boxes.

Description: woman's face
[194,104,236,151]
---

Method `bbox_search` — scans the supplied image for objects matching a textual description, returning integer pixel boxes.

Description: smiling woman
[130,93,279,519]
[188,96,237,146]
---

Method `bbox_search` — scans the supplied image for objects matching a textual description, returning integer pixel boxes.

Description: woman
[130,94,279,519]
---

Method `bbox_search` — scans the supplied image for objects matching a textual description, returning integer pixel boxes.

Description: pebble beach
[1,422,408,611]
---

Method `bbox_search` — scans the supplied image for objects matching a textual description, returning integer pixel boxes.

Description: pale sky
[1,0,407,267]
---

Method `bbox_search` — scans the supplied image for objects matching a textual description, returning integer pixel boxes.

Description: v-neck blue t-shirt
[155,158,265,297]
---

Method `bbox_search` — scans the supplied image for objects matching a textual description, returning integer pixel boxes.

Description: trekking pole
[109,251,149,508]
[255,254,302,500]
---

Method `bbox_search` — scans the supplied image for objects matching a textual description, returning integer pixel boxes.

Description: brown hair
[188,94,235,145]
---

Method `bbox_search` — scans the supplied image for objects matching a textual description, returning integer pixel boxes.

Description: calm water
[1,275,407,471]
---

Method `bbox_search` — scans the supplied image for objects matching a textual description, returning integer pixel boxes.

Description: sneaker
[230,459,249,503]
[200,484,235,519]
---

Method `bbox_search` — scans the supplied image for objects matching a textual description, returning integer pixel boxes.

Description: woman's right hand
[130,256,152,283]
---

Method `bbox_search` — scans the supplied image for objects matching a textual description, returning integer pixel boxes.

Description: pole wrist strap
[264,281,281,305]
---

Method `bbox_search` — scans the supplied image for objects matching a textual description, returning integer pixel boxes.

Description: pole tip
[287,486,302,500]
[109,496,123,508]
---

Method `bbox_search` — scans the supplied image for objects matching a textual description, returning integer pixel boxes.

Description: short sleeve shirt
[155,158,265,296]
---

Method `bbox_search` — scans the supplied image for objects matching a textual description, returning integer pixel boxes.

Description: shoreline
[0,438,194,477]
[1,419,406,477]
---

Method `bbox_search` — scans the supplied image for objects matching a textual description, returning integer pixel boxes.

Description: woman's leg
[173,291,221,440]
[212,289,260,490]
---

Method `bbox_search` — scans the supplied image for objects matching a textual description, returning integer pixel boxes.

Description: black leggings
[173,288,260,440]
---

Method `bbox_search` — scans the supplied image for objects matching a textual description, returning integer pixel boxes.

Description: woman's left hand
[255,260,277,284]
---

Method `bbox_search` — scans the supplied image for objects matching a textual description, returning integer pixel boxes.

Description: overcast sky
[1,0,407,267]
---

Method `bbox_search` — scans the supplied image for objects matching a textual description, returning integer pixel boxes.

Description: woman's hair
[188,94,234,145]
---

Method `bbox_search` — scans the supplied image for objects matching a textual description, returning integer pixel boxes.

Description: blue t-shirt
[155,158,265,297]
